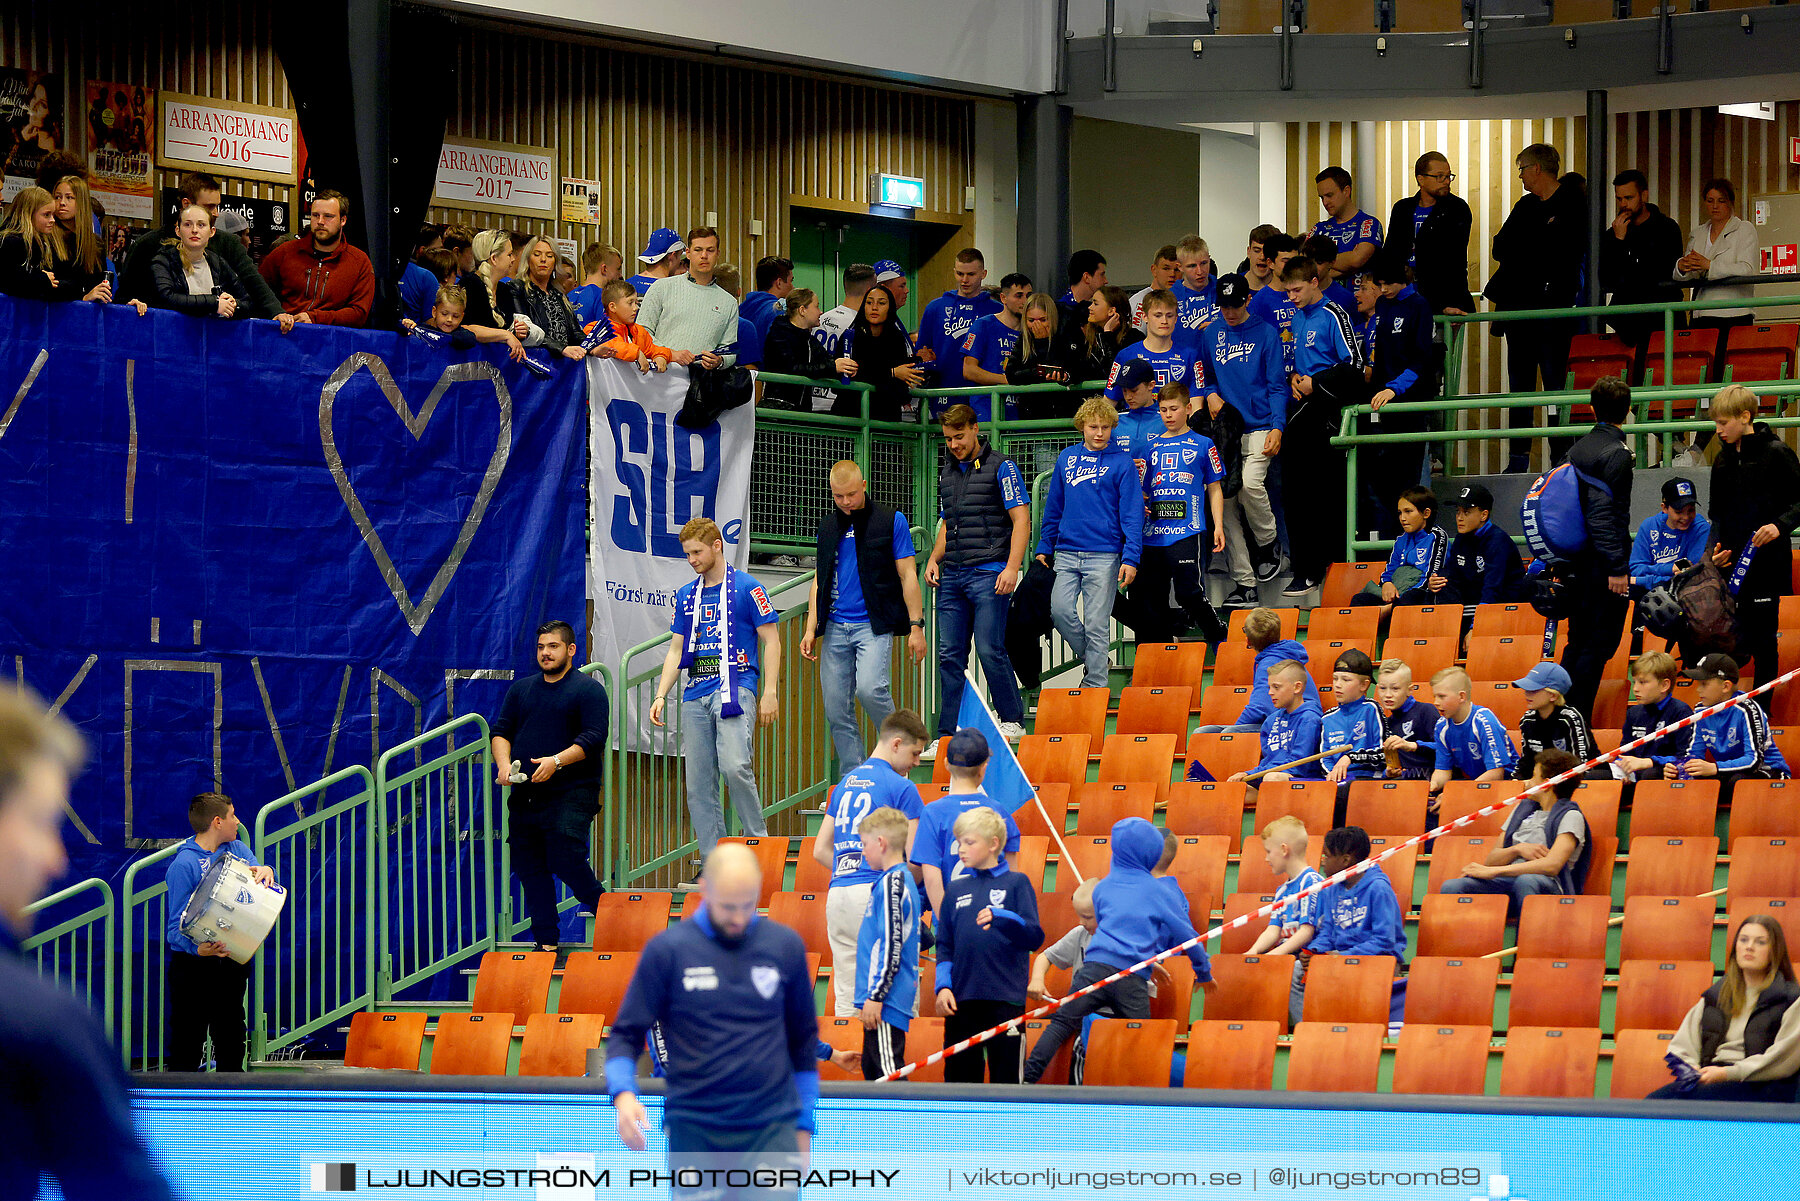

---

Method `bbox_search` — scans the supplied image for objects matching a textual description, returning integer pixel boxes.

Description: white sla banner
[587,360,754,747]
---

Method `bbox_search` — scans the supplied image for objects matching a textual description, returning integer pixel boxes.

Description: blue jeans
[936,564,1023,733]
[1195,722,1262,734]
[1440,870,1562,920]
[681,685,767,857]
[819,621,893,775]
[1050,551,1121,688]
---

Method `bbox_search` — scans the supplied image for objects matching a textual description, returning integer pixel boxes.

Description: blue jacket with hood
[1083,818,1213,983]
[1233,637,1323,727]
[1310,863,1406,959]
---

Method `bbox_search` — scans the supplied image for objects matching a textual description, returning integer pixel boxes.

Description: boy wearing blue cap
[1674,655,1792,800]
[1629,478,1713,592]
[629,227,684,295]
[1512,661,1600,780]
[908,729,1022,914]
[1020,816,1214,1083]
[1108,360,1165,468]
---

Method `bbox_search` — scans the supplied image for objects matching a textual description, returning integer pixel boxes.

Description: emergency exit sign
[1791,135,1800,165]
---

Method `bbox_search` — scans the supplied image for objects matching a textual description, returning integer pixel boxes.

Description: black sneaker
[1224,585,1259,608]
[1252,546,1284,583]
[1281,575,1316,598]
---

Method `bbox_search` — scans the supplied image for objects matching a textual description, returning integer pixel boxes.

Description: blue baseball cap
[1512,662,1573,694]
[873,259,906,283]
[1662,477,1698,509]
[945,728,990,768]
[1119,360,1157,392]
[638,228,685,263]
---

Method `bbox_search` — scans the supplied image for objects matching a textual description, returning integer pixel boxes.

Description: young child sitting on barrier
[1027,877,1097,1005]
[164,792,276,1073]
[1616,650,1695,786]
[585,279,673,370]
[1244,816,1324,1030]
[401,284,527,359]
[1228,660,1323,804]
[1440,748,1591,919]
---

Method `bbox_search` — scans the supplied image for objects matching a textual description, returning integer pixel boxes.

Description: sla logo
[311,1162,356,1191]
[1472,1175,1528,1201]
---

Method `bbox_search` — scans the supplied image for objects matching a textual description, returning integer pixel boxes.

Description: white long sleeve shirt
[1673,215,1760,318]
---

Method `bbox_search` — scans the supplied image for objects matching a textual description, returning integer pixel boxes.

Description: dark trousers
[508,790,605,947]
[1504,317,1576,467]
[1560,570,1629,719]
[1005,558,1057,692]
[1647,1074,1798,1103]
[936,563,1024,732]
[862,1022,906,1080]
[1281,422,1345,584]
[665,1118,800,1201]
[1021,961,1149,1083]
[1127,535,1222,643]
[166,950,251,1072]
[943,999,1025,1084]
[1736,548,1790,691]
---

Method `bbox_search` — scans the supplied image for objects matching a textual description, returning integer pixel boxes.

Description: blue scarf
[682,566,747,718]
[1728,540,1757,596]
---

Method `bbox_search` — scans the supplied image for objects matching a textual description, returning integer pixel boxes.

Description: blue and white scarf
[681,566,747,717]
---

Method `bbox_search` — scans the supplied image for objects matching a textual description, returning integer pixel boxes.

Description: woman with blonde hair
[500,235,586,359]
[147,203,246,320]
[48,174,113,304]
[461,228,533,352]
[1005,292,1084,419]
[0,186,62,300]
[1650,915,1800,1102]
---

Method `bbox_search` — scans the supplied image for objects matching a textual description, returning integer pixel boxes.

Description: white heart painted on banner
[319,351,512,636]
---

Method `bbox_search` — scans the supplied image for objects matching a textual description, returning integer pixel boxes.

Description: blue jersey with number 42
[826,758,926,888]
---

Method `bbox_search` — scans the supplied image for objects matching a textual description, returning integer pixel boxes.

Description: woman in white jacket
[1674,177,1760,331]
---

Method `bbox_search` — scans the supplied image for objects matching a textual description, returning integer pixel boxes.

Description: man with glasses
[491,620,610,953]
[1386,152,1475,320]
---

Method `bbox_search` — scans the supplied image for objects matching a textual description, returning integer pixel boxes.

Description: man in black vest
[801,462,927,776]
[923,405,1031,754]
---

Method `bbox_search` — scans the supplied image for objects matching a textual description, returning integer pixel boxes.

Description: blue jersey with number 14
[826,758,925,888]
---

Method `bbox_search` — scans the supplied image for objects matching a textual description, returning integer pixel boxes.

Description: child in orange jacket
[583,280,672,372]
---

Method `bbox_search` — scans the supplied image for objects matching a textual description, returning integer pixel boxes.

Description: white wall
[1070,117,1202,287]
[1195,126,1262,268]
[973,101,1022,272]
[435,0,1057,94]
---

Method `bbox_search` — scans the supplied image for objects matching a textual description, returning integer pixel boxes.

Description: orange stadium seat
[1506,958,1605,1029]
[1218,893,1280,954]
[1469,603,1550,642]
[345,1011,427,1070]
[1564,332,1635,394]
[1572,780,1622,844]
[1301,955,1397,1026]
[1629,780,1720,839]
[1251,781,1336,845]
[1366,836,1419,908]
[1438,782,1517,837]
[1011,836,1050,891]
[1196,685,1255,728]
[1012,782,1072,841]
[1203,953,1296,1032]
[1115,687,1193,737]
[1035,688,1110,740]
[1082,1018,1176,1087]
[1620,895,1716,963]
[1346,780,1429,834]
[1056,837,1114,890]
[680,893,704,920]
[1071,782,1156,834]
[1037,891,1083,946]
[1466,681,1530,730]
[1500,1026,1600,1098]
[1392,1024,1492,1096]
[1464,636,1546,683]
[1404,956,1500,1027]
[1022,1018,1075,1085]
[1163,781,1245,840]
[1729,780,1800,841]
[1305,642,1361,690]
[1381,636,1458,684]
[1624,836,1719,899]
[1728,897,1800,935]
[929,739,952,784]
[1185,732,1261,782]
[1097,733,1177,805]
[1722,322,1799,384]
[1417,893,1507,958]
[1583,837,1620,898]
[1168,835,1231,916]
[1285,1023,1383,1093]
[1425,835,1503,896]
[1389,605,1463,643]
[428,1013,513,1076]
[1593,680,1630,730]
[591,894,675,952]
[1183,1020,1278,1090]
[816,1017,863,1081]
[1729,837,1800,900]
[1210,643,1257,689]
[1307,606,1381,645]
[718,836,788,906]
[518,1013,607,1077]
[1615,960,1716,1032]
[1151,959,1196,1033]
[1227,606,1299,643]
[1643,328,1716,396]
[1130,642,1208,692]
[901,1018,947,1083]
[471,951,554,1025]
[1610,1029,1681,1099]
[558,952,640,1019]
[767,892,831,962]
[794,819,832,893]
[1515,894,1610,961]
[1320,562,1382,609]
[1016,734,1092,787]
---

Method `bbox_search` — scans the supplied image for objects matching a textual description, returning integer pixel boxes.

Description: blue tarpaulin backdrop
[0,296,587,888]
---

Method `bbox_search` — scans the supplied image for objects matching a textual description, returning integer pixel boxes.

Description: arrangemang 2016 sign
[157,92,297,186]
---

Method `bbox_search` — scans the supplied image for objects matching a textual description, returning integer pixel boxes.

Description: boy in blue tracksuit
[1247,234,1300,373]
[1034,398,1145,689]
[917,254,1003,397]
[1629,477,1713,592]
[1375,659,1440,780]
[854,806,921,1080]
[1323,649,1388,824]
[1615,650,1694,785]
[1107,360,1167,466]
[933,805,1042,1084]
[1191,607,1321,742]
[1230,660,1324,802]
[1281,255,1368,596]
[1357,486,1447,609]
[1430,483,1527,610]
[1429,667,1519,822]
[1200,275,1289,595]
[1021,817,1213,1083]
[1675,655,1791,800]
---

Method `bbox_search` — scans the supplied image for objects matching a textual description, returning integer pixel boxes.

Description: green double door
[788,209,922,330]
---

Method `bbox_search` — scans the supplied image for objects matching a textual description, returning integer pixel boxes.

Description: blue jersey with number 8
[826,757,926,888]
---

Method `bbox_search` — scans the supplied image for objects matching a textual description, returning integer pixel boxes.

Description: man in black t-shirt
[490,620,610,952]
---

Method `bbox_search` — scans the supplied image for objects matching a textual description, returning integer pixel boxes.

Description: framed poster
[561,177,602,225]
[1,67,65,202]
[434,136,556,219]
[85,80,156,220]
[158,92,298,186]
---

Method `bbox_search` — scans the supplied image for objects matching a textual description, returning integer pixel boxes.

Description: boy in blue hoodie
[1229,661,1324,802]
[1107,359,1167,468]
[1193,607,1321,738]
[855,806,922,1080]
[1200,273,1289,600]
[934,806,1043,1083]
[1021,817,1214,1083]
[917,250,1002,400]
[1429,483,1527,611]
[1674,655,1791,800]
[1354,487,1446,611]
[1034,398,1145,689]
[1629,477,1713,593]
[1308,825,1407,966]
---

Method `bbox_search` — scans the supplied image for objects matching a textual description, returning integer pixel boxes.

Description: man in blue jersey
[629,226,685,295]
[1105,289,1200,405]
[1171,235,1218,355]
[1130,382,1226,642]
[811,709,928,1015]
[650,519,783,879]
[961,273,1032,422]
[1429,667,1519,821]
[909,730,1022,913]
[1280,254,1367,597]
[1248,232,1302,377]
[1312,166,1385,287]
[1674,655,1791,799]
[918,249,1001,396]
[1060,248,1108,313]
[740,256,793,350]
[1200,273,1289,602]
[608,843,820,1197]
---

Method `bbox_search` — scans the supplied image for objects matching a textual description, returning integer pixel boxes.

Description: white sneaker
[918,739,940,762]
[998,721,1027,741]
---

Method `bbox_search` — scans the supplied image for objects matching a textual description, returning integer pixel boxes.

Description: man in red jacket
[259,190,375,328]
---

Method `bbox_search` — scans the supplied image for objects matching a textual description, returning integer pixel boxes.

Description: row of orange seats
[1566,323,1799,400]
[344,1009,601,1076]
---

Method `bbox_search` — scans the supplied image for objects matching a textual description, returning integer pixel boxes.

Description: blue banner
[0,297,587,885]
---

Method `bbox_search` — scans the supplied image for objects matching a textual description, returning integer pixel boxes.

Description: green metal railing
[374,713,497,996]
[22,876,115,1032]
[251,766,379,1060]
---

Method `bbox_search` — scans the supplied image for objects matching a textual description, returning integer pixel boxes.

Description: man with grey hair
[1489,141,1587,472]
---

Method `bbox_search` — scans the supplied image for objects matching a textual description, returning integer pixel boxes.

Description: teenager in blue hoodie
[1199,274,1289,600]
[1308,826,1407,964]
[1629,477,1713,592]
[1675,655,1791,800]
[1020,817,1214,1083]
[1322,649,1388,824]
[1615,650,1694,785]
[1034,398,1145,688]
[1192,607,1321,739]
[917,250,1002,398]
[1229,661,1324,801]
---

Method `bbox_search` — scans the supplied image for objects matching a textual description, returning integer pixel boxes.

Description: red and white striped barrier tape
[879,665,1797,1080]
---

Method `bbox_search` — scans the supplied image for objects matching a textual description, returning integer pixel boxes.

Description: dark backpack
[1668,557,1739,656]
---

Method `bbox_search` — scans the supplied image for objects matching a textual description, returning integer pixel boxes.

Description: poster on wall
[561,177,602,225]
[0,67,65,203]
[158,92,298,186]
[553,237,580,270]
[84,80,156,221]
[434,137,556,219]
[159,186,293,261]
